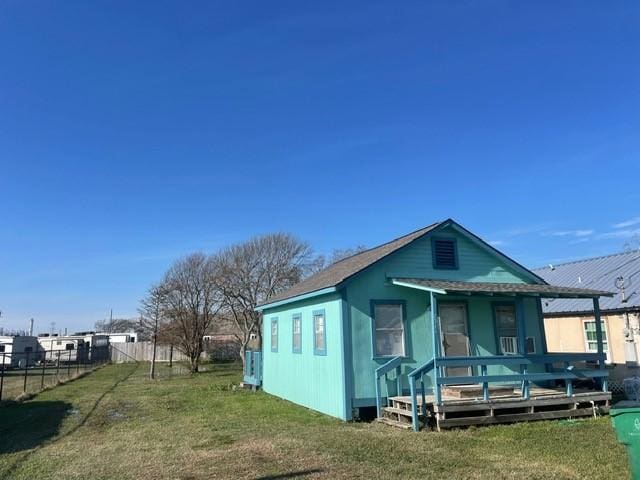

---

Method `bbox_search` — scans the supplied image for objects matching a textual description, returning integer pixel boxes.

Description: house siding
[345,225,546,406]
[261,293,348,420]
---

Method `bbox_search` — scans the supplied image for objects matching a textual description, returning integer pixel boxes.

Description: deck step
[383,406,415,418]
[375,417,413,430]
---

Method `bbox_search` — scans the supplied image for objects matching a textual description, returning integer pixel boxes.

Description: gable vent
[433,238,458,269]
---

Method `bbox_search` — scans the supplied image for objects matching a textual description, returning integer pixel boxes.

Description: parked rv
[0,336,40,368]
[37,335,87,363]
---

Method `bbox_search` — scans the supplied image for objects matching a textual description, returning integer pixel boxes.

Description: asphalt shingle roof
[533,251,640,314]
[260,221,444,306]
[392,278,613,298]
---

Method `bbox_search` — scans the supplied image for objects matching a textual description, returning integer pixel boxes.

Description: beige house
[535,251,640,392]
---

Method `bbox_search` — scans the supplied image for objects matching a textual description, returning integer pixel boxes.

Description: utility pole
[29,318,34,336]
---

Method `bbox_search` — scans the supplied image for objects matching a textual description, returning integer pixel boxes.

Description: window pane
[293,317,301,351]
[495,305,517,338]
[271,320,278,351]
[374,303,405,356]
[374,305,402,329]
[314,314,325,352]
[376,330,404,357]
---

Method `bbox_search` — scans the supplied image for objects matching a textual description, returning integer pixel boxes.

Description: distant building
[534,251,640,391]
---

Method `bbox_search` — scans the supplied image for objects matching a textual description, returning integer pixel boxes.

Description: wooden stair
[377,389,611,431]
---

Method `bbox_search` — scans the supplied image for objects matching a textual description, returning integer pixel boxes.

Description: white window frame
[372,302,406,358]
[582,319,610,363]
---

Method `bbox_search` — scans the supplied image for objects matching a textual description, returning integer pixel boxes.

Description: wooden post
[593,297,608,391]
[481,364,489,401]
[430,292,442,406]
[515,297,529,398]
[409,375,419,431]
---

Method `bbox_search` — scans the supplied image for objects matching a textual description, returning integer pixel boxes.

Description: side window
[292,314,302,353]
[373,302,406,357]
[494,304,534,354]
[0,345,4,352]
[583,320,609,361]
[66,343,75,351]
[271,318,278,352]
[313,310,326,355]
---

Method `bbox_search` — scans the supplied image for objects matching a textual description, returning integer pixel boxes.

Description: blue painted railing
[375,356,403,418]
[405,352,608,431]
[243,350,262,387]
[408,358,436,431]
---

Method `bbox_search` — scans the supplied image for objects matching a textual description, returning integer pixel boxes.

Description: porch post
[430,291,442,405]
[593,297,608,392]
[515,296,527,355]
[515,297,529,399]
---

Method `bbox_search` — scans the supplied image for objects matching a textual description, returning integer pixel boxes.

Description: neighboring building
[97,332,138,343]
[253,219,613,430]
[534,251,640,391]
[0,336,40,368]
[37,335,87,362]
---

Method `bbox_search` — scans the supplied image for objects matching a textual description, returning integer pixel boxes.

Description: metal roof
[391,278,613,298]
[533,250,640,314]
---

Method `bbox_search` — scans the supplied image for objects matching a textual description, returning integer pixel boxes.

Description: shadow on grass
[254,469,323,479]
[0,362,139,478]
[0,400,72,454]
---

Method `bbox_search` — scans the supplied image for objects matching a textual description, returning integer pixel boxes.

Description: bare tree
[94,317,143,336]
[160,253,222,373]
[138,284,167,379]
[213,233,313,365]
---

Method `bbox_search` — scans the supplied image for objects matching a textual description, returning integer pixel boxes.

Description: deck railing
[403,352,608,431]
[375,356,403,418]
[243,350,262,387]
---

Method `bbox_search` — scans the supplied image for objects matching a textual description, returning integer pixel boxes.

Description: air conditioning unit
[500,336,518,355]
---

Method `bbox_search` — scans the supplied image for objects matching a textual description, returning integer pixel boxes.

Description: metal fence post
[67,350,72,377]
[23,351,30,393]
[41,352,47,389]
[76,348,80,375]
[0,353,5,401]
[55,352,60,380]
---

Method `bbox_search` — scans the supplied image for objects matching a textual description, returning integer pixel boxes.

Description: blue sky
[0,1,638,332]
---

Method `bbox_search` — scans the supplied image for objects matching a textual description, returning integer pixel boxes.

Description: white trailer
[0,336,40,368]
[96,332,137,343]
[37,336,87,363]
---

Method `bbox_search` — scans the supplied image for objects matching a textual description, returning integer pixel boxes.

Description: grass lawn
[0,363,630,480]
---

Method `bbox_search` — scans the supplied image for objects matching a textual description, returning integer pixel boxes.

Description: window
[270,318,278,352]
[313,310,326,355]
[0,345,5,352]
[56,341,62,346]
[24,347,33,353]
[65,343,75,351]
[494,304,534,354]
[432,237,458,269]
[292,314,302,353]
[583,321,608,360]
[373,302,405,357]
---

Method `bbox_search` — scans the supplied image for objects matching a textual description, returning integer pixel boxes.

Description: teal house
[249,220,613,431]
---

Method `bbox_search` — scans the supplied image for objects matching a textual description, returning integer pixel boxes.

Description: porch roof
[390,278,614,298]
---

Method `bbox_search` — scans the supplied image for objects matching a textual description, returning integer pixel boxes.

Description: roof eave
[255,286,339,312]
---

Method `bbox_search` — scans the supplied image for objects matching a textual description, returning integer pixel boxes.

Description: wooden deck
[378,386,611,430]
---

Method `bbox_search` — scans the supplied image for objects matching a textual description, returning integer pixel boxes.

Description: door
[439,302,471,377]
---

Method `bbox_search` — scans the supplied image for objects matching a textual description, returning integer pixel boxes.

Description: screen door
[439,302,471,377]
